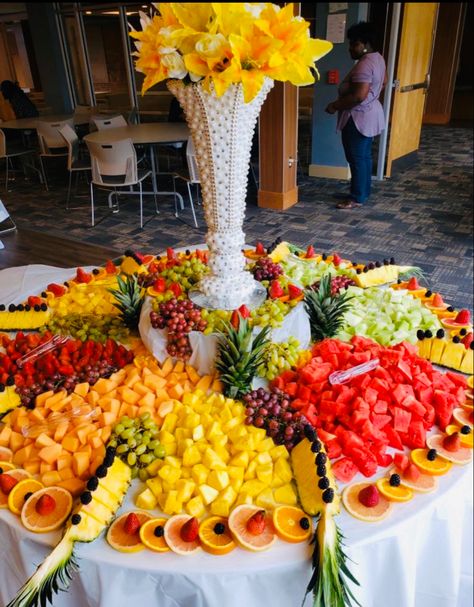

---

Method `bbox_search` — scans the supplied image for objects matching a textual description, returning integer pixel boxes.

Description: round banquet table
[0,264,472,607]
[82,123,189,146]
[0,114,91,130]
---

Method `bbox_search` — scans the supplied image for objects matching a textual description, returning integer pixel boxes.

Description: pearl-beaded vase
[167,78,274,310]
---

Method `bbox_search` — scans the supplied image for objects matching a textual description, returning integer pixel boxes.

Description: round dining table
[0,113,91,130]
[0,263,472,607]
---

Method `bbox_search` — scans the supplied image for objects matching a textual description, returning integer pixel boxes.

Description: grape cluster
[150,298,207,360]
[252,257,283,282]
[257,337,300,380]
[108,413,165,480]
[45,314,130,344]
[140,257,208,291]
[250,298,288,328]
[311,275,356,296]
[242,387,307,452]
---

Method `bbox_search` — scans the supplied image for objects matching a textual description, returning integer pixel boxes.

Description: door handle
[399,74,430,93]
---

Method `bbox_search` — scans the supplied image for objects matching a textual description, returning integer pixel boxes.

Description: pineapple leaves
[108,273,144,330]
[304,274,353,343]
[215,318,270,399]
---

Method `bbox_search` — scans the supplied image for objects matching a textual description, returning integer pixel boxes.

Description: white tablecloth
[0,265,472,607]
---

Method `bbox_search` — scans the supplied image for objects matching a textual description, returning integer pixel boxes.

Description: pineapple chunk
[244,460,257,480]
[241,479,266,497]
[146,477,163,498]
[177,438,194,456]
[198,484,219,505]
[227,466,244,480]
[229,452,249,468]
[186,495,206,518]
[256,464,273,485]
[230,478,243,493]
[183,445,202,467]
[207,470,230,491]
[164,456,182,469]
[192,424,205,441]
[255,437,276,453]
[274,483,298,505]
[270,445,289,460]
[176,479,196,502]
[158,464,181,483]
[255,452,272,466]
[161,413,178,433]
[136,488,158,510]
[235,492,253,506]
[203,447,226,470]
[162,490,182,515]
[256,488,278,509]
[191,464,209,485]
[274,457,293,483]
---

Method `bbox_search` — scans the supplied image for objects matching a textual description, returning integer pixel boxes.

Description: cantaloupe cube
[40,462,54,474]
[157,400,174,417]
[125,405,138,418]
[92,444,106,461]
[196,375,213,392]
[38,443,62,464]
[73,383,90,397]
[109,368,127,384]
[93,378,117,395]
[44,391,69,411]
[185,365,201,385]
[72,452,90,477]
[211,378,223,393]
[130,382,149,397]
[57,453,72,471]
[89,456,103,476]
[54,422,70,442]
[29,408,45,423]
[138,392,155,408]
[12,444,35,466]
[167,384,183,400]
[99,411,117,427]
[23,459,40,475]
[89,435,103,450]
[58,467,74,481]
[159,358,174,378]
[118,402,129,417]
[86,391,100,406]
[99,397,120,416]
[100,427,112,443]
[9,431,25,452]
[57,477,85,497]
[35,390,54,407]
[62,435,80,453]
[78,444,92,458]
[41,470,63,486]
[0,425,12,447]
[76,424,96,445]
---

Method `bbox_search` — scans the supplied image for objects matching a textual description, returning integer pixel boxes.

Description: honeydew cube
[274,457,293,483]
[241,479,266,497]
[192,424,205,441]
[270,445,289,460]
[207,470,229,491]
[255,438,276,453]
[274,483,297,505]
[136,488,158,510]
[164,456,182,469]
[146,477,163,498]
[256,464,273,485]
[255,452,272,466]
[256,488,278,510]
[235,492,253,506]
[191,464,209,485]
[244,460,257,480]
[161,413,178,433]
[176,479,196,503]
[198,484,219,505]
[229,452,249,468]
[158,465,181,484]
[182,495,204,519]
[203,448,226,471]
[183,446,202,467]
[177,439,194,456]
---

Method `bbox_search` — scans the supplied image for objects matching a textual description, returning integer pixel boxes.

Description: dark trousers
[341,117,373,204]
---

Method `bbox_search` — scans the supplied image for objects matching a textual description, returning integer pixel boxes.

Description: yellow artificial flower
[169,3,214,32]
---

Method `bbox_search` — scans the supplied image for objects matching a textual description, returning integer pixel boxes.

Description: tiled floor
[1,123,472,309]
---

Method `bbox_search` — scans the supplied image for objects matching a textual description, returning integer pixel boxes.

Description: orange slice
[468,376,474,389]
[164,514,201,555]
[228,505,276,552]
[453,407,473,428]
[442,318,472,330]
[376,478,413,502]
[139,517,170,552]
[0,446,13,462]
[0,469,31,508]
[198,516,236,555]
[0,461,15,473]
[272,506,313,542]
[390,466,438,493]
[426,435,472,465]
[342,483,392,522]
[107,511,154,553]
[8,478,44,515]
[446,424,473,448]
[410,449,452,475]
[465,388,473,401]
[21,486,72,533]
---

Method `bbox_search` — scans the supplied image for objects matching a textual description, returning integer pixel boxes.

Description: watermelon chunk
[393,407,411,433]
[332,457,359,483]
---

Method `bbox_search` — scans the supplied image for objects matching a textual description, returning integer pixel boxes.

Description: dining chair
[90,115,127,131]
[59,124,91,208]
[36,119,73,191]
[0,128,35,191]
[172,137,199,228]
[86,138,156,228]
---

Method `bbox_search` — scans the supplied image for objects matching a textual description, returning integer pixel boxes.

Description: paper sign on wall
[326,13,346,44]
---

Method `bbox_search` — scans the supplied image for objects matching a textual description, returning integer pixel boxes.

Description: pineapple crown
[304,274,353,342]
[108,274,144,330]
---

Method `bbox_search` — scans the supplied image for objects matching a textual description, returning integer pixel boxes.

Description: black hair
[347,21,377,48]
[0,80,18,100]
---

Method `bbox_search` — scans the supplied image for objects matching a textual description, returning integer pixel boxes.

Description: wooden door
[386,3,438,176]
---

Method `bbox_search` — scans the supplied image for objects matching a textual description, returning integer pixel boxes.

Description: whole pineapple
[108,274,144,330]
[215,318,270,399]
[304,274,353,342]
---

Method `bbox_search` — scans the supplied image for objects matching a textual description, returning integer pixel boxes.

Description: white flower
[161,51,188,79]
[189,72,202,83]
[195,33,227,58]
[244,3,267,18]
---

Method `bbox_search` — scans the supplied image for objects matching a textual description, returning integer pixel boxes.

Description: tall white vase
[167,78,274,310]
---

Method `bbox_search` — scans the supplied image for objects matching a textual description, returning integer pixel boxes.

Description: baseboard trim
[308,164,351,180]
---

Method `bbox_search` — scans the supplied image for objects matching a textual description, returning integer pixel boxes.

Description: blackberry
[453,336,461,344]
[316,464,327,477]
[0,304,4,311]
[106,446,116,458]
[154,525,165,537]
[416,330,425,340]
[375,261,381,268]
[6,376,14,386]
[318,477,330,490]
[383,259,389,265]
[80,491,93,505]
[460,328,467,336]
[311,440,322,453]
[397,278,402,284]
[64,282,69,287]
[41,292,47,298]
[389,473,401,487]
[34,304,40,312]
[363,266,369,273]
[92,268,100,275]
[390,257,395,264]
[424,330,433,339]
[24,492,33,502]
[322,253,327,261]
[356,268,362,274]
[17,304,24,311]
[95,465,107,478]
[40,303,47,311]
[447,306,454,312]
[436,329,445,339]
[368,263,375,270]
[103,453,115,467]
[425,290,432,298]
[299,517,310,530]
[185,249,191,256]
[322,488,334,503]
[25,305,31,311]
[0,467,3,474]
[71,514,81,525]
[87,477,99,491]
[315,453,327,466]
[213,523,226,535]
[460,425,471,435]
[0,384,4,393]
[8,304,16,312]
[304,425,316,441]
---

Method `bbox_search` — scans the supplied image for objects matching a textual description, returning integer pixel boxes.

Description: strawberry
[180,517,199,542]
[75,268,92,284]
[169,283,182,297]
[455,309,470,325]
[288,284,303,300]
[443,433,461,452]
[166,247,175,260]
[230,310,240,329]
[238,304,250,319]
[105,260,116,274]
[431,293,445,307]
[403,463,421,482]
[0,474,18,495]
[462,333,473,349]
[123,512,141,535]
[153,277,166,293]
[407,277,420,290]
[255,242,265,255]
[333,253,342,267]
[134,251,145,263]
[35,493,56,516]
[47,283,66,297]
[246,510,266,535]
[358,485,380,508]
[28,295,43,307]
[305,245,315,258]
[269,280,284,299]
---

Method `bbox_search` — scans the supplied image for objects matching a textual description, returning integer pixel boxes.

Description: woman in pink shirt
[326,22,387,209]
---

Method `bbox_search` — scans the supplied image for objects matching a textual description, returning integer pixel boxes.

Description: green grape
[127,452,137,466]
[114,424,124,435]
[136,444,147,455]
[138,468,149,482]
[154,445,166,458]
[139,453,153,465]
[127,437,137,449]
[131,465,139,479]
[121,428,134,440]
[116,444,129,455]
[148,439,160,450]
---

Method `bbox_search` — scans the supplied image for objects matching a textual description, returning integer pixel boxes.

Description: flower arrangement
[131,3,333,102]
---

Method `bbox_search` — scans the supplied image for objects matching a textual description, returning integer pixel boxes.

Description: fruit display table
[0,263,472,607]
